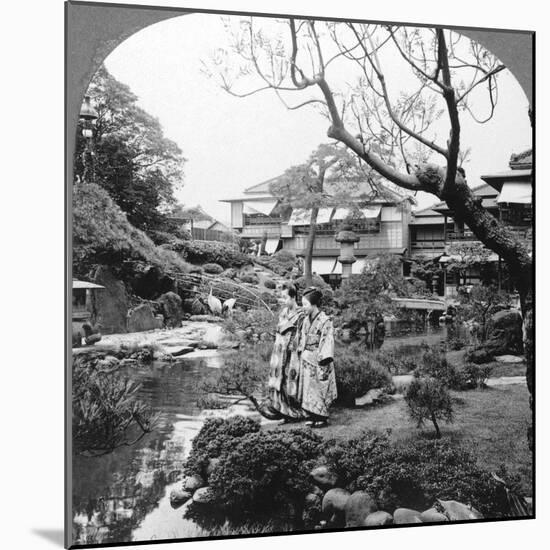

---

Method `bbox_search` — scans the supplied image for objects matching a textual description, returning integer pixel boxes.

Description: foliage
[184,416,261,477]
[354,438,510,517]
[223,309,278,342]
[334,343,392,404]
[72,182,189,278]
[320,430,391,490]
[461,363,493,389]
[203,262,224,274]
[334,254,428,334]
[239,273,260,284]
[263,278,277,289]
[456,284,513,342]
[375,342,430,375]
[171,239,251,268]
[208,427,323,518]
[198,343,272,411]
[414,347,463,389]
[75,65,185,233]
[72,353,158,456]
[410,255,443,295]
[255,250,300,277]
[405,377,454,438]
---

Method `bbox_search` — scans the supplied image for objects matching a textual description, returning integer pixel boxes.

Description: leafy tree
[456,284,512,342]
[210,19,533,423]
[334,254,429,341]
[405,376,454,438]
[74,64,185,233]
[269,142,379,285]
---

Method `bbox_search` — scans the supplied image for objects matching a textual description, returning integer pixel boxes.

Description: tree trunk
[431,413,441,439]
[304,207,319,286]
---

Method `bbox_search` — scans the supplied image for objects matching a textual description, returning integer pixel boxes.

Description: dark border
[65,1,536,548]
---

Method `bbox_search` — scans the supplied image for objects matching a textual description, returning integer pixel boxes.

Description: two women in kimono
[266,284,336,428]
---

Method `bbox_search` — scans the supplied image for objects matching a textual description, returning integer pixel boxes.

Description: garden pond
[71,323,449,545]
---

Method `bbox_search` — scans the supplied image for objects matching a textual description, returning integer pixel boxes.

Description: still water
[72,324,447,546]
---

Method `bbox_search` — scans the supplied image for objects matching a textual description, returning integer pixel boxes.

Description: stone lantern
[335,222,359,279]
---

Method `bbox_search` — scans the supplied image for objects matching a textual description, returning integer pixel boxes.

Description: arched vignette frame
[65,1,535,548]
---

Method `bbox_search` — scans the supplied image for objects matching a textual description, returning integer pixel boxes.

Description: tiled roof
[509,149,532,169]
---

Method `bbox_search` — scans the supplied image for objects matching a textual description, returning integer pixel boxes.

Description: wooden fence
[191,227,239,243]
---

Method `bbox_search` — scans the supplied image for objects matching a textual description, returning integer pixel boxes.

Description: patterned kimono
[267,306,307,419]
[298,310,337,419]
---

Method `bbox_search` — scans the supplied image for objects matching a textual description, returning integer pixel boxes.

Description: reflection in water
[72,326,446,545]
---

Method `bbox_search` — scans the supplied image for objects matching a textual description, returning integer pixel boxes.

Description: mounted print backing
[66,1,534,547]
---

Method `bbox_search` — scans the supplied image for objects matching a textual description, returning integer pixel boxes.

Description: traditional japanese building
[221,175,414,284]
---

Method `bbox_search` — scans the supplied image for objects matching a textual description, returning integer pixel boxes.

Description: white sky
[104,13,532,225]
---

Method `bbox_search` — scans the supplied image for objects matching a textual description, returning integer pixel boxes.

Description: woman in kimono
[264,282,307,422]
[298,287,337,428]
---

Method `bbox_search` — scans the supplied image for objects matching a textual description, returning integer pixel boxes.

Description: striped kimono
[267,306,307,419]
[298,310,337,419]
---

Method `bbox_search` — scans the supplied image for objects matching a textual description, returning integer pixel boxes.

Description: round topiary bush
[184,416,260,478]
[239,273,259,285]
[208,427,323,519]
[203,263,224,275]
[334,344,392,405]
[263,278,277,289]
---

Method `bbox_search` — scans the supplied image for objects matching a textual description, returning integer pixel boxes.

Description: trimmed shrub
[208,428,323,518]
[263,278,277,289]
[354,439,510,517]
[320,430,391,491]
[184,416,260,478]
[461,363,493,389]
[239,273,260,285]
[415,348,463,389]
[334,344,392,405]
[203,263,224,275]
[177,240,252,269]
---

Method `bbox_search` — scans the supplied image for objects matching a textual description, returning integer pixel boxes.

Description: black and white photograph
[64,1,534,547]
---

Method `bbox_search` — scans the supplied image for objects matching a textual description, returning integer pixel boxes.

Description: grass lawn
[447,349,526,378]
[273,383,532,495]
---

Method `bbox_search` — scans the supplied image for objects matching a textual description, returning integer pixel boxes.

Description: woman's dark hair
[302,287,322,306]
[282,281,297,300]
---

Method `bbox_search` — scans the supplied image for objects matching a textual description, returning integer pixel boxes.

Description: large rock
[393,508,422,525]
[170,489,192,508]
[486,309,523,355]
[127,303,163,332]
[436,499,483,521]
[91,266,129,334]
[420,508,449,523]
[363,511,393,526]
[183,474,205,493]
[322,488,351,524]
[310,465,338,490]
[157,291,183,328]
[344,491,378,527]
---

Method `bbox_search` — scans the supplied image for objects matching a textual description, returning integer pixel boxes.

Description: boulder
[420,508,449,523]
[91,265,129,334]
[436,499,483,521]
[355,389,384,407]
[393,508,422,525]
[363,511,393,526]
[322,488,351,518]
[192,486,215,506]
[184,474,205,493]
[310,466,338,490]
[169,489,192,508]
[344,491,378,527]
[485,309,523,355]
[127,303,163,332]
[157,292,183,328]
